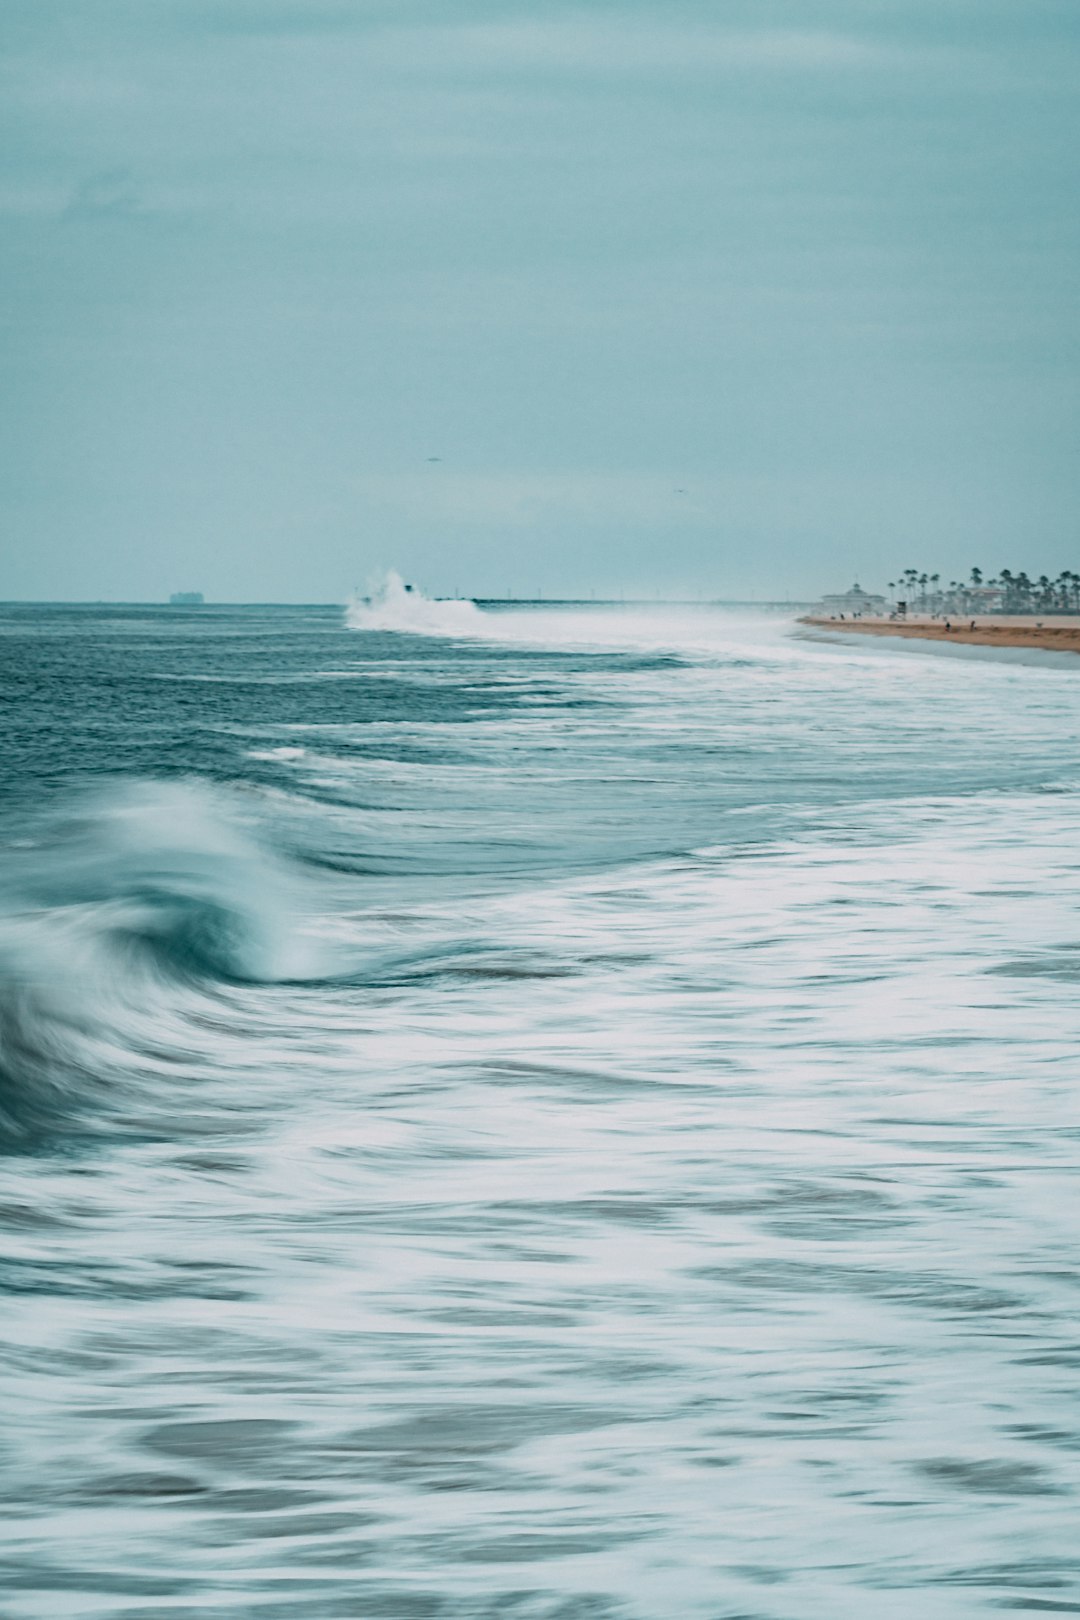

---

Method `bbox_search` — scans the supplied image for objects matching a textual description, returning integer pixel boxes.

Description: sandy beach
[799,614,1080,653]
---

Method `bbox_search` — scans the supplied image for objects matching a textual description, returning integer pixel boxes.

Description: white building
[818,583,887,617]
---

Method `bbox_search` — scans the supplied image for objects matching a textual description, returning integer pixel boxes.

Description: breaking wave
[0,782,316,1148]
[346,570,485,636]
[348,576,797,660]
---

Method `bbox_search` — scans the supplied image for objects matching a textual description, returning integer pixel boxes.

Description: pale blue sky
[2,1,1078,600]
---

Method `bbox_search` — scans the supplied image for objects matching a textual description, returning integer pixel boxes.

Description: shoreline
[798,615,1080,654]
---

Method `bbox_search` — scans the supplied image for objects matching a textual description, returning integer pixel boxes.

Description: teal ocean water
[2,594,1079,1617]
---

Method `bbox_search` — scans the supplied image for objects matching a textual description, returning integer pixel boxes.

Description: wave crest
[346,571,485,636]
[0,782,315,1148]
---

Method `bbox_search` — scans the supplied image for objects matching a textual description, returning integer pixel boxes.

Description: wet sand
[799,614,1080,653]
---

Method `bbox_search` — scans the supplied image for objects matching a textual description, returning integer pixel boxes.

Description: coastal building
[965,584,1004,612]
[818,583,887,617]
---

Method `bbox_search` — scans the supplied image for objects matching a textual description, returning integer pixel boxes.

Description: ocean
[1,592,1078,1617]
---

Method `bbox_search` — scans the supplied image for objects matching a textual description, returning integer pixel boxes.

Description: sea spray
[346,570,485,635]
[347,575,790,657]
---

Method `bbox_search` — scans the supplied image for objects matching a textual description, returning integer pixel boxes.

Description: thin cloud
[376,21,886,77]
[62,167,142,222]
[164,0,392,36]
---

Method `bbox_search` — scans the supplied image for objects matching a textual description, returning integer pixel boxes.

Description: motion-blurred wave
[0,781,315,1147]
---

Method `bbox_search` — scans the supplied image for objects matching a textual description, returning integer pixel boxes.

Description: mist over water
[2,598,1080,1617]
[346,572,487,637]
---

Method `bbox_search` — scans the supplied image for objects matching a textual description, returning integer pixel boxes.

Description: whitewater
[2,594,1079,1617]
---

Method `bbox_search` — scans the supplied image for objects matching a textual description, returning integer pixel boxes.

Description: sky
[2,0,1079,601]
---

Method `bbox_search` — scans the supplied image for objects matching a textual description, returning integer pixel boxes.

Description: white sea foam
[346,570,486,635]
[6,605,1080,1615]
[0,781,323,1144]
[481,604,794,657]
[346,572,802,663]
